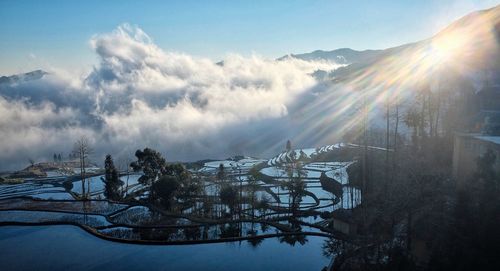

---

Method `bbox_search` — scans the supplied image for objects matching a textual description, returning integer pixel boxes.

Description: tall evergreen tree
[286,139,292,152]
[104,154,123,200]
[217,163,225,182]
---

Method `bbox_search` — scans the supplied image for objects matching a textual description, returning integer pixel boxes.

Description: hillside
[284,5,500,88]
[277,48,383,65]
[0,70,48,85]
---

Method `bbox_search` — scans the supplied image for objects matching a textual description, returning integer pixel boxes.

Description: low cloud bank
[0,24,340,170]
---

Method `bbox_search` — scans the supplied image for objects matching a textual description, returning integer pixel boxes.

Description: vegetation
[323,77,500,270]
[443,149,500,270]
[4,78,498,269]
[220,184,238,216]
[246,175,260,218]
[104,154,123,201]
[130,148,167,185]
[72,136,93,199]
[150,175,180,209]
[129,148,202,210]
[284,143,307,215]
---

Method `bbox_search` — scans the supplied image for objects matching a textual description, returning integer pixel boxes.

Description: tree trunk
[386,97,390,180]
[419,94,426,148]
[406,210,412,253]
[434,91,441,137]
[80,152,85,199]
[428,91,434,138]
[392,103,399,182]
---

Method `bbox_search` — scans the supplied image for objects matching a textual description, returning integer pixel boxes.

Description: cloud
[0,96,97,165]
[0,24,341,170]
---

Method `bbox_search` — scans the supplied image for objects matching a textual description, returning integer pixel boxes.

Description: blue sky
[0,0,499,74]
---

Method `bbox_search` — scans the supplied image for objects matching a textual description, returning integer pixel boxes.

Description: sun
[428,29,468,65]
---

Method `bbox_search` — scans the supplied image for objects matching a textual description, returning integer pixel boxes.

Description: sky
[0,0,499,75]
[0,0,499,170]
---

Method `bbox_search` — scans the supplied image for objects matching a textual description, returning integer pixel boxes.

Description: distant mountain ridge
[0,70,48,85]
[277,48,383,65]
[280,4,500,84]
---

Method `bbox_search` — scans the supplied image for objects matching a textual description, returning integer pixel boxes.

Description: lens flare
[291,7,499,145]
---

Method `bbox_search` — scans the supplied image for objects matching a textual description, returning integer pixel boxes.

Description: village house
[452,133,500,187]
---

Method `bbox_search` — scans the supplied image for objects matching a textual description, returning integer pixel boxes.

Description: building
[477,85,500,112]
[452,133,500,187]
[330,209,357,235]
[453,81,500,187]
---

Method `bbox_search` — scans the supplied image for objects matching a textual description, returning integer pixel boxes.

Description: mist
[0,24,343,170]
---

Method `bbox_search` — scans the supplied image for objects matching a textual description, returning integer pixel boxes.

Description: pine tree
[217,163,225,182]
[104,154,123,201]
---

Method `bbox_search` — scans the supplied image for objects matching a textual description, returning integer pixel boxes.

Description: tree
[286,139,292,152]
[283,150,306,215]
[440,149,500,270]
[103,154,123,201]
[214,163,226,217]
[404,107,423,149]
[220,184,238,217]
[298,150,307,161]
[72,136,93,200]
[129,148,201,209]
[172,163,202,203]
[130,148,167,185]
[284,161,306,215]
[470,149,500,264]
[246,175,259,218]
[286,175,306,215]
[115,156,133,196]
[216,163,225,182]
[150,175,180,209]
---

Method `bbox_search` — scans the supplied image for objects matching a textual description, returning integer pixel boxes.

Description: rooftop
[474,135,500,145]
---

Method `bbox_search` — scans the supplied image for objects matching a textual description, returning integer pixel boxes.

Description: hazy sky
[0,0,499,75]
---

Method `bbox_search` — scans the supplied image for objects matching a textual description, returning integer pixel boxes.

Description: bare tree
[72,136,93,200]
[117,156,132,196]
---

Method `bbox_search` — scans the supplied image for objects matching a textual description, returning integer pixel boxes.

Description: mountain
[337,5,499,85]
[277,48,383,65]
[283,5,500,86]
[282,5,500,147]
[0,70,48,85]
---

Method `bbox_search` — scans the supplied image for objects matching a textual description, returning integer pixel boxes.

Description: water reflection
[0,225,330,271]
[0,149,365,270]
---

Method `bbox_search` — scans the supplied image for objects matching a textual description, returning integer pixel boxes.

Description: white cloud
[0,97,97,164]
[0,24,341,170]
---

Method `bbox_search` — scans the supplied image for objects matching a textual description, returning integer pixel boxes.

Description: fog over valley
[0,24,343,170]
[1,5,499,171]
